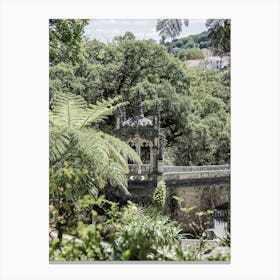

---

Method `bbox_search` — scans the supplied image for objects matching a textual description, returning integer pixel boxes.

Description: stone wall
[166,184,230,233]
[128,170,230,234]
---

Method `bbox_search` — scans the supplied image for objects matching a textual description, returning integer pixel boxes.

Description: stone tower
[115,92,165,187]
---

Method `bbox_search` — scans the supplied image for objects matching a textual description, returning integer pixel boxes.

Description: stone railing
[163,164,230,182]
[128,164,230,174]
[164,164,230,174]
[128,164,151,173]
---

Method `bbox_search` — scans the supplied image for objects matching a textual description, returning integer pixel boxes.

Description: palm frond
[156,19,189,41]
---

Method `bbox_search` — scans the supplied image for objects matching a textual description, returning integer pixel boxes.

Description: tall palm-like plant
[156,19,189,41]
[49,92,141,194]
[206,19,230,55]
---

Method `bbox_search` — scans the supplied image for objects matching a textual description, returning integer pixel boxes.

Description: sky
[84,19,207,43]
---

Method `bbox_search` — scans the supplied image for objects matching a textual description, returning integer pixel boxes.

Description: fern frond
[98,136,128,172]
[50,92,134,194]
[51,92,128,129]
[74,130,110,173]
[80,96,128,128]
[106,160,130,195]
[98,132,142,164]
[49,113,70,163]
[74,129,130,193]
[51,92,89,129]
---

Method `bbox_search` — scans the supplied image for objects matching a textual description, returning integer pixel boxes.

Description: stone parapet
[163,169,230,182]
[164,164,230,173]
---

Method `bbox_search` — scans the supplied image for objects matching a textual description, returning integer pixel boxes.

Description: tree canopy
[49,19,89,65]
[50,30,230,166]
[162,31,211,52]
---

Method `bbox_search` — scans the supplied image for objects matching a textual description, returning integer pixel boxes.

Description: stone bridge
[127,164,230,233]
[163,164,230,186]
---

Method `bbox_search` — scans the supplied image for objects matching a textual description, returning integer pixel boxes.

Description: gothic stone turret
[115,92,165,186]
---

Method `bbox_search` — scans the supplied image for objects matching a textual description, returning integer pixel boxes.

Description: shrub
[109,202,186,260]
[49,164,96,238]
[49,222,110,261]
[152,180,167,210]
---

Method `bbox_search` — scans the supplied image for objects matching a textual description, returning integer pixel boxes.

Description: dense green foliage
[190,31,212,49]
[49,19,89,65]
[50,32,230,166]
[178,48,205,61]
[50,221,110,261]
[169,68,230,165]
[163,31,211,52]
[153,181,167,210]
[50,200,186,261]
[109,202,185,260]
[49,165,95,238]
[49,198,230,261]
